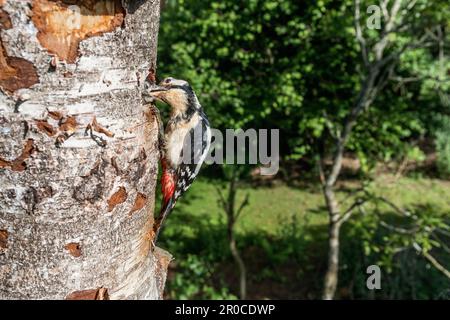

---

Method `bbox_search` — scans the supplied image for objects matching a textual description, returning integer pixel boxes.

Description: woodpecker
[143,77,211,243]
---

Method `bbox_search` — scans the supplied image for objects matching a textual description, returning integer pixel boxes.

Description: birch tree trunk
[0,0,171,300]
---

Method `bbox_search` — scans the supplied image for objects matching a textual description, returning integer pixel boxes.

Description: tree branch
[338,198,367,223]
[235,192,250,221]
[354,0,369,68]
[374,196,414,218]
[413,242,450,279]
[431,233,450,255]
[215,185,227,212]
[378,219,418,234]
[373,0,402,60]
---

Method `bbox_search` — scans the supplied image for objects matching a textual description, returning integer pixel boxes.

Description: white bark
[0,0,171,300]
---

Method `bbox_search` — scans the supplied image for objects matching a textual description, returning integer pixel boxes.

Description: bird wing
[154,119,210,239]
[174,118,211,200]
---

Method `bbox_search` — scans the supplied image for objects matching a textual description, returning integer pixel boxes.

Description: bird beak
[148,85,169,94]
[142,84,168,103]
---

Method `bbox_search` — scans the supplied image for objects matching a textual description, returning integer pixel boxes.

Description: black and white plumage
[144,77,211,244]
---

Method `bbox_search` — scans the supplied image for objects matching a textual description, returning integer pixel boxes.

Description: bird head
[143,77,198,116]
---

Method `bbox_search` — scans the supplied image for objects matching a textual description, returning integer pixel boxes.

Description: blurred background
[155,0,449,299]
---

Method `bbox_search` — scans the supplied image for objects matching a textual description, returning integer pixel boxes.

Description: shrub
[435,115,450,178]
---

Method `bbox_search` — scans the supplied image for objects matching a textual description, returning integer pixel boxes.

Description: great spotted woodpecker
[143,77,211,243]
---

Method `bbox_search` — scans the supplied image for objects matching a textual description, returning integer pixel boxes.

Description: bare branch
[325,69,378,187]
[378,27,439,69]
[374,0,402,60]
[323,110,339,141]
[380,0,390,21]
[235,193,250,221]
[374,196,414,218]
[378,220,418,234]
[327,0,433,189]
[406,0,418,11]
[372,199,419,234]
[317,155,326,186]
[339,198,367,223]
[214,185,228,212]
[339,186,365,207]
[413,243,450,279]
[354,0,369,67]
[431,233,450,255]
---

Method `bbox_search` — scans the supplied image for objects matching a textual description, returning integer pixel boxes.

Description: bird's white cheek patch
[165,90,189,113]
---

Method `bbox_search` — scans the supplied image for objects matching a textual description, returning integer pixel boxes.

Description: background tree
[157,0,449,300]
[319,0,448,299]
[0,0,170,299]
[215,165,250,300]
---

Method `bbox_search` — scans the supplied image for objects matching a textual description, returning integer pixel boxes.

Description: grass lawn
[166,174,450,236]
[160,174,450,299]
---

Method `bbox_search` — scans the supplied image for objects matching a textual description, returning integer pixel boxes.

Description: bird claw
[150,239,156,252]
[150,104,160,116]
[147,228,158,252]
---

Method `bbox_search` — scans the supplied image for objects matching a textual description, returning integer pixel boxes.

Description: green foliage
[157,0,449,300]
[161,178,450,299]
[167,254,237,299]
[435,116,450,177]
[343,200,449,299]
[159,0,446,165]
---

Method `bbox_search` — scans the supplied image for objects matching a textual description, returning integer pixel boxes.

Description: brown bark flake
[35,120,56,136]
[64,242,81,257]
[59,116,77,134]
[0,229,8,252]
[91,116,114,137]
[0,9,39,93]
[129,192,147,215]
[31,0,125,63]
[47,110,64,120]
[107,186,127,212]
[0,8,12,29]
[0,44,39,94]
[66,287,109,300]
[54,115,78,147]
[0,139,35,171]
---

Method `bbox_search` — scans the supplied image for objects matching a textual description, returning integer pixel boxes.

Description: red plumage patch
[161,169,175,205]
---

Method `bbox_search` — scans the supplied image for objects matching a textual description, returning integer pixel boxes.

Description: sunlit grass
[166,174,450,236]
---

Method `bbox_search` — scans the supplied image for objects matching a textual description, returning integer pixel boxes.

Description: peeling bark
[0,229,7,252]
[0,0,171,300]
[129,192,147,215]
[107,186,127,212]
[0,138,35,171]
[64,242,82,257]
[0,5,39,93]
[0,42,39,93]
[0,8,12,30]
[66,286,109,300]
[32,0,125,63]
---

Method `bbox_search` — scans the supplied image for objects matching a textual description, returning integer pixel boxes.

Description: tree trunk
[227,218,246,300]
[0,0,171,300]
[225,169,246,300]
[322,186,341,300]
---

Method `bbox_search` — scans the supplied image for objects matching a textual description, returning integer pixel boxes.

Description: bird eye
[165,78,172,84]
